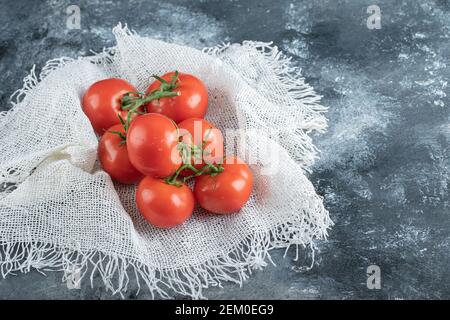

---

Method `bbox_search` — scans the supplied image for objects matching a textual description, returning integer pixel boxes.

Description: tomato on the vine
[194,156,253,214]
[136,176,194,228]
[145,72,208,123]
[98,124,143,184]
[82,78,141,135]
[126,113,181,177]
[177,118,224,176]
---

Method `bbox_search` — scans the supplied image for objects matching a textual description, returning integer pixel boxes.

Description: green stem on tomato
[152,70,179,92]
[121,90,180,111]
[114,71,181,141]
[182,163,224,182]
[164,162,224,187]
[164,163,198,187]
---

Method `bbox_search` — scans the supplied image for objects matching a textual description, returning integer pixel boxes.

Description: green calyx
[110,71,181,143]
[152,70,179,92]
[165,127,224,187]
[121,70,180,114]
[164,162,224,187]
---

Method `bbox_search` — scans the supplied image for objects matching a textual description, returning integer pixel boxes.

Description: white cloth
[0,24,332,298]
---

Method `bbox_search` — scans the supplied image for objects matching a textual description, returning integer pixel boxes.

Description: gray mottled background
[0,0,449,299]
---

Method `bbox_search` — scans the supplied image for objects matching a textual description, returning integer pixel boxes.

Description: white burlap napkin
[0,24,332,298]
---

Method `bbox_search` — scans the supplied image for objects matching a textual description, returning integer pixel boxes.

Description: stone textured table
[0,0,449,299]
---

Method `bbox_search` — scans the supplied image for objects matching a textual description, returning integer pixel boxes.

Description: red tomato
[146,72,208,123]
[98,124,143,184]
[136,176,194,228]
[126,113,181,177]
[82,78,141,135]
[177,118,224,176]
[194,156,253,214]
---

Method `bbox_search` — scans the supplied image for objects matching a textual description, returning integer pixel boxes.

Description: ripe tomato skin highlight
[82,78,140,135]
[136,176,194,228]
[194,156,253,214]
[146,72,208,123]
[98,124,143,184]
[126,113,181,178]
[177,118,224,176]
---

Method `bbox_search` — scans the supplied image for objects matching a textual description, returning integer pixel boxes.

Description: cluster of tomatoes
[82,71,253,228]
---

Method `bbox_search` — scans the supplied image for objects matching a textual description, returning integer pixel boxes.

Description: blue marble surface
[0,0,449,299]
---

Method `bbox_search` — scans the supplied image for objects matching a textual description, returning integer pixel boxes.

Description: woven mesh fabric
[0,24,332,298]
